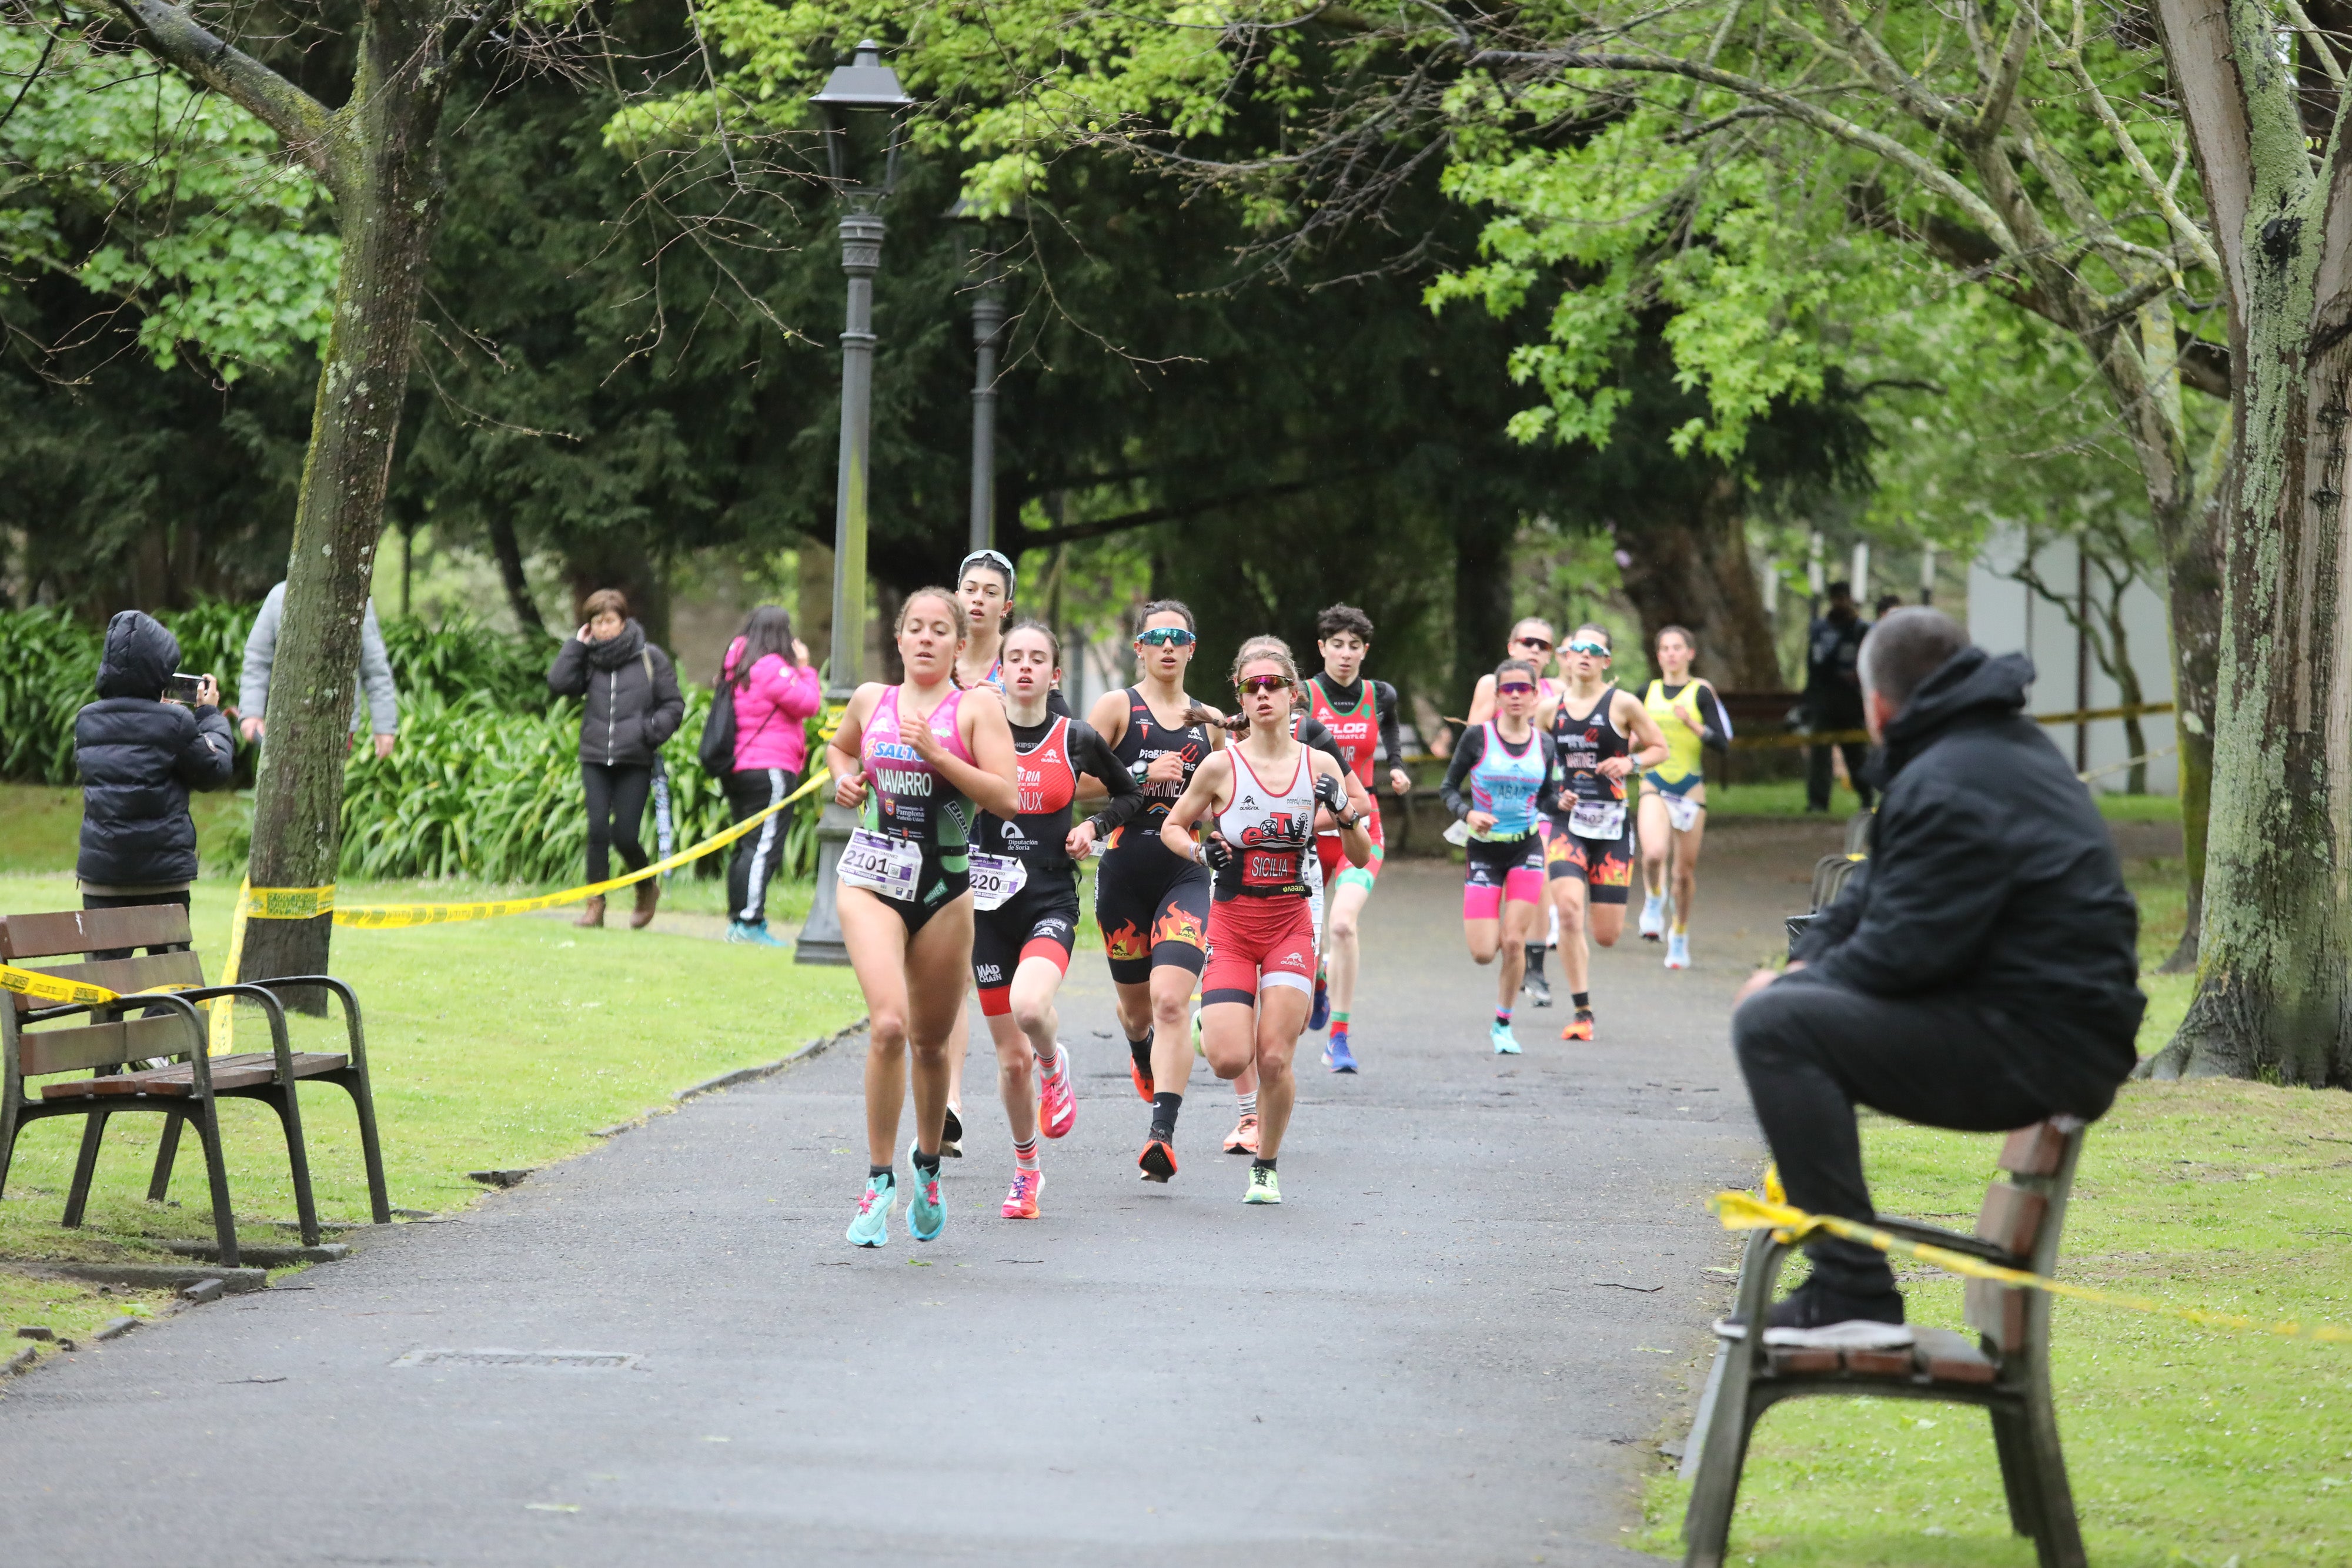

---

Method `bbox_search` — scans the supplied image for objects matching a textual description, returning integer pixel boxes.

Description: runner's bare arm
[827,685,882,808]
[1085,688,1128,750]
[931,685,1021,820]
[1158,751,1233,865]
[1465,671,1498,727]
[1614,690,1671,777]
[1316,751,1377,868]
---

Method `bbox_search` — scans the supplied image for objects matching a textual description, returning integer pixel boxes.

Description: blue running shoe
[845,1174,893,1248]
[726,920,786,948]
[1307,973,1331,1033]
[905,1146,946,1242]
[1490,1019,1522,1055]
[1323,1032,1359,1073]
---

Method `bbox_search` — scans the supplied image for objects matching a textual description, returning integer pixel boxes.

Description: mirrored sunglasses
[1565,638,1611,656]
[1136,627,1197,648]
[1236,674,1289,695]
[1514,636,1553,651]
[1496,682,1538,697]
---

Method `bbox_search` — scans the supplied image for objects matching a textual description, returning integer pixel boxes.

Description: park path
[0,819,1843,1567]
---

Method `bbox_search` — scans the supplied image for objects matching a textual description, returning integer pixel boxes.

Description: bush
[0,607,102,785]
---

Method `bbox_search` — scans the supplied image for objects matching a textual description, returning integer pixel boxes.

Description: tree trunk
[1612,474,1783,688]
[241,10,449,1001]
[2159,470,2225,972]
[487,514,545,634]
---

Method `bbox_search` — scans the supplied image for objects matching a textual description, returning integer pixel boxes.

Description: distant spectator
[548,589,684,930]
[1873,593,1905,620]
[717,606,821,947]
[239,581,399,760]
[1802,580,1873,813]
[75,612,235,948]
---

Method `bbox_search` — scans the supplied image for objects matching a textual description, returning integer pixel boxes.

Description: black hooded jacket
[1790,647,2143,1064]
[75,611,236,887]
[546,619,686,767]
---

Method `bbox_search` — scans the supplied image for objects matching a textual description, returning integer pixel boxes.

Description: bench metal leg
[1682,1346,1760,1567]
[255,1087,321,1248]
[61,1109,112,1228]
[326,1066,392,1225]
[1989,1406,2043,1539]
[2023,1376,2087,1568]
[148,1110,186,1202]
[192,1096,240,1269]
[0,1090,21,1202]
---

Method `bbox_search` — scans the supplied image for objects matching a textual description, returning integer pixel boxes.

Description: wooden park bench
[0,904,390,1269]
[1681,1116,2091,1568]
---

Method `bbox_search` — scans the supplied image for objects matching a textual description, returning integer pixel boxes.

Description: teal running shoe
[845,1174,893,1248]
[1490,1019,1522,1055]
[726,920,787,948]
[905,1146,946,1242]
[1243,1164,1281,1204]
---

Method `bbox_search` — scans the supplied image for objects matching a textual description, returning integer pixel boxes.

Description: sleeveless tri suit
[840,685,976,935]
[1545,686,1636,905]
[1199,741,1323,1008]
[1094,687,1215,985]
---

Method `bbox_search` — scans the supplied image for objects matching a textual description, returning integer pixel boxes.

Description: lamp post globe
[797,39,914,967]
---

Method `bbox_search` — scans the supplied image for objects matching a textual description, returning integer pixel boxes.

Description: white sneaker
[1545,903,1561,950]
[1762,1319,1915,1350]
[1665,931,1690,970]
[1639,892,1666,941]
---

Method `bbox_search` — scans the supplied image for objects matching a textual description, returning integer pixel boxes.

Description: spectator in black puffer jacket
[75,611,236,938]
[546,588,685,931]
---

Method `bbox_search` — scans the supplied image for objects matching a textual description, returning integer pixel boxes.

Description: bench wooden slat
[1974,1183,2049,1257]
[18,1015,200,1076]
[10,951,205,1014]
[0,905,192,961]
[1964,1276,2029,1351]
[1997,1120,2069,1177]
[1912,1326,1999,1385]
[38,1051,348,1101]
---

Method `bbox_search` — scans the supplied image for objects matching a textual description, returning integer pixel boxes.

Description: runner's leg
[1325,876,1371,1036]
[842,888,916,1169]
[1248,986,1312,1160]
[901,898,972,1163]
[1553,871,1592,997]
[941,997,970,1152]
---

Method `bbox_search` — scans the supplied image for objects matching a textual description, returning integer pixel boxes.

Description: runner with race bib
[825,589,1020,1248]
[1638,624,1734,971]
[1160,636,1374,1203]
[1441,658,1561,1055]
[1539,625,1669,1042]
[1465,618,1568,1007]
[969,621,1146,1218]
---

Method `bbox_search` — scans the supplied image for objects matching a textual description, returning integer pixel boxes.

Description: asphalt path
[0,818,1845,1567]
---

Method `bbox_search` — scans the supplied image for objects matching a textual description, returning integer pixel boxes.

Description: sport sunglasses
[1135,627,1197,648]
[1496,681,1539,697]
[959,549,1017,592]
[1235,673,1291,695]
[1565,637,1611,656]
[1512,634,1555,652]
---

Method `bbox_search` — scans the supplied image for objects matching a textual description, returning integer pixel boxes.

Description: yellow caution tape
[237,767,834,929]
[1,963,202,1009]
[1727,701,2177,753]
[1710,1188,2351,1345]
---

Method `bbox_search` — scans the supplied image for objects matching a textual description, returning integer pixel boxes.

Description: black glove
[1199,833,1234,872]
[1313,770,1349,819]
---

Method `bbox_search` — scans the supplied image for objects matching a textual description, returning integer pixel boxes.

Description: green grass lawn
[1710,777,2182,823]
[1641,854,2350,1566]
[1,868,863,1371]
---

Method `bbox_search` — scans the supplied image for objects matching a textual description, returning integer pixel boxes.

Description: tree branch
[1011,471,1379,550]
[104,0,334,182]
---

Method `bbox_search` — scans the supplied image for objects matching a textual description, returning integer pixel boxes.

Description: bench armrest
[239,976,368,1078]
[1873,1216,2020,1266]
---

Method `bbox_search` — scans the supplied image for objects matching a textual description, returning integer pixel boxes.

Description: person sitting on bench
[1729,607,2144,1346]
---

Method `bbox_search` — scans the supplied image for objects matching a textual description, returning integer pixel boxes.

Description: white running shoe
[1639,892,1666,941]
[1665,930,1691,969]
[1545,902,1561,950]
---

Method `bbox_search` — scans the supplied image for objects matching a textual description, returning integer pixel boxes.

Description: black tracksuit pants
[723,767,800,924]
[582,761,654,884]
[1730,973,2131,1296]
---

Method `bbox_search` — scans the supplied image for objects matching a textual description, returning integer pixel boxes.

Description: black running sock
[1251,1156,1276,1173]
[1129,1028,1154,1074]
[1572,991,1591,1010]
[1150,1091,1183,1142]
[1524,944,1546,978]
[868,1164,893,1182]
[911,1147,941,1178]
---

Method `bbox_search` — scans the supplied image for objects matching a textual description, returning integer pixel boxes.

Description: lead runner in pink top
[824,588,1019,1251]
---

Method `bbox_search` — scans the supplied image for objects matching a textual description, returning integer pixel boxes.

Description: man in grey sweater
[239,581,401,759]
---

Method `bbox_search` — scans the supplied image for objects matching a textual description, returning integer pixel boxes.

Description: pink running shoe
[1037,1049,1077,1139]
[1001,1168,1043,1219]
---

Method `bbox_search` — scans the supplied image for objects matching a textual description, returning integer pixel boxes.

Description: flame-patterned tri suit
[1095,687,1215,985]
[1544,685,1636,904]
[969,713,1144,1015]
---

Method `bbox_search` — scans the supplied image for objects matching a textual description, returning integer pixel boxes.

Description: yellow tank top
[1644,680,1708,785]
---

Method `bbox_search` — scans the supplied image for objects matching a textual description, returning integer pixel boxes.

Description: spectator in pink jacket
[720,606,823,945]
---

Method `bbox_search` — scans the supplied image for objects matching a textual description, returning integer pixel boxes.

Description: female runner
[1539,626,1668,1041]
[825,589,1020,1248]
[1086,601,1222,1177]
[1464,617,1567,1006]
[1638,624,1733,970]
[1441,659,1559,1055]
[970,621,1147,1218]
[1160,637,1372,1202]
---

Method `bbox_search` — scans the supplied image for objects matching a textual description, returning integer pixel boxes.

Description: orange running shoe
[1222,1114,1260,1156]
[1038,1052,1077,1139]
[1130,1058,1154,1103]
[1001,1168,1043,1219]
[1138,1137,1178,1183]
[1562,1008,1595,1042]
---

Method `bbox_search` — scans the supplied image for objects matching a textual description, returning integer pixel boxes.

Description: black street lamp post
[947,198,1011,552]
[797,40,913,967]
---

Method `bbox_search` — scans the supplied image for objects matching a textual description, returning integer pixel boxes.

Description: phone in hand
[166,672,206,705]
